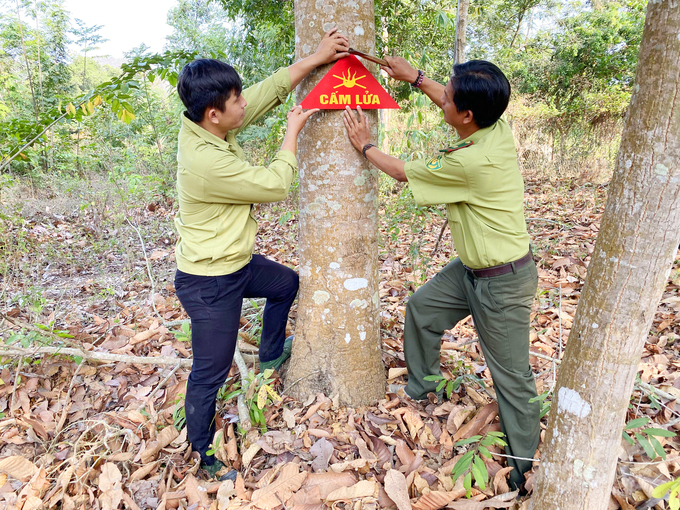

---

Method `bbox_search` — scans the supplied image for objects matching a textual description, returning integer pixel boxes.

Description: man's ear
[462,110,475,126]
[204,107,220,125]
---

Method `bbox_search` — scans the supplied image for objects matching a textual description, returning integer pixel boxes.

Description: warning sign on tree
[300,55,400,110]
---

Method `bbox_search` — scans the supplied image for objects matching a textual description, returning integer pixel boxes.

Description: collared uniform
[173,68,299,463]
[403,119,540,490]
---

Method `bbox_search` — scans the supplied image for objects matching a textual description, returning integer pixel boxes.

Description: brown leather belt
[463,251,534,278]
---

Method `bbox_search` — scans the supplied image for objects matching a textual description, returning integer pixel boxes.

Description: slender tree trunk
[530,1,680,508]
[286,0,385,406]
[15,0,39,125]
[454,0,469,65]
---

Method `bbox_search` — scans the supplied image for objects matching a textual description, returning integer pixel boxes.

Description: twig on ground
[56,359,85,434]
[431,219,449,256]
[9,356,23,415]
[126,218,163,322]
[140,361,183,411]
[232,345,252,430]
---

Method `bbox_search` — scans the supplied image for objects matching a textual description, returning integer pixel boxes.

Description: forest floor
[0,173,679,510]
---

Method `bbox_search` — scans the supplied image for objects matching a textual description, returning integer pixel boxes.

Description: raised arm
[288,28,349,89]
[382,56,446,110]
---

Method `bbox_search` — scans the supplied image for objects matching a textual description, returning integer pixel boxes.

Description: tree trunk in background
[454,0,469,65]
[530,1,680,508]
[287,0,385,406]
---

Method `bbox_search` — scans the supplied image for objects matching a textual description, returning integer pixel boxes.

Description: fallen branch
[232,346,253,430]
[0,344,258,367]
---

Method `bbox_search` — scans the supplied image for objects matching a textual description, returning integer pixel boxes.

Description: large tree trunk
[286,1,385,406]
[530,1,680,508]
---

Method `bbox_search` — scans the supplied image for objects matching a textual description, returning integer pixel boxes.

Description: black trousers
[174,254,299,461]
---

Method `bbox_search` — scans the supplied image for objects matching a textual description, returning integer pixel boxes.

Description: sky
[63,0,174,59]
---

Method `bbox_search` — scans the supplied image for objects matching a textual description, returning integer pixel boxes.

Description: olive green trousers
[404,257,540,490]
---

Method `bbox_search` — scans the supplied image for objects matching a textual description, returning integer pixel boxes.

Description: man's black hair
[450,60,510,129]
[177,59,243,123]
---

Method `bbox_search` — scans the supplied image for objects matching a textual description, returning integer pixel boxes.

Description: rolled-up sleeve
[237,68,292,132]
[404,154,468,206]
[202,149,297,204]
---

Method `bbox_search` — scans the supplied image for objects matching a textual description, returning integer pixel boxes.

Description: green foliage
[452,431,507,497]
[622,417,676,460]
[528,390,552,418]
[173,392,187,429]
[652,477,680,510]
[172,321,192,343]
[423,359,486,400]
[242,368,282,433]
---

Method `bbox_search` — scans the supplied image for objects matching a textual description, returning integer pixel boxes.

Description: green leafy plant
[622,417,676,460]
[529,390,552,419]
[652,476,680,510]
[173,321,191,343]
[424,360,486,399]
[452,431,507,498]
[206,430,222,456]
[243,368,282,433]
[173,393,186,430]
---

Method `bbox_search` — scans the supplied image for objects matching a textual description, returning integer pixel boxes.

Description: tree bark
[454,0,470,65]
[287,0,385,406]
[530,1,680,508]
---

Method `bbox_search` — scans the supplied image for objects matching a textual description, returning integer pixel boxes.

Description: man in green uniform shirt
[343,58,539,491]
[174,29,349,478]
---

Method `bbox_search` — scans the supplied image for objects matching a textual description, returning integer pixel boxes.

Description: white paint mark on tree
[354,25,365,35]
[655,163,669,176]
[344,278,368,291]
[345,333,351,344]
[330,262,340,269]
[360,332,366,340]
[557,387,591,418]
[313,290,331,304]
[592,323,598,329]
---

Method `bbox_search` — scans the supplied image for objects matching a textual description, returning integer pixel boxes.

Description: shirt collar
[180,112,230,148]
[462,121,497,145]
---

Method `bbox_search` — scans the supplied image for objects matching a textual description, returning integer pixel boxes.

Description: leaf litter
[0,180,679,508]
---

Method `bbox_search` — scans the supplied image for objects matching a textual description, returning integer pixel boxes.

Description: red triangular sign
[300,55,400,110]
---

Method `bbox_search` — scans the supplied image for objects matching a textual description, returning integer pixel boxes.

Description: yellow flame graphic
[332,69,367,89]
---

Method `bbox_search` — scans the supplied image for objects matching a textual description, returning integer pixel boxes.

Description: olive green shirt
[404,119,530,269]
[175,68,295,276]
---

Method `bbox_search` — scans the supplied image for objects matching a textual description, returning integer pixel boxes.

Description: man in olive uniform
[343,58,539,491]
[174,29,349,477]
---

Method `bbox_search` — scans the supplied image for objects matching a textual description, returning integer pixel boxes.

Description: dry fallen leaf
[383,469,412,510]
[0,456,38,482]
[493,466,513,495]
[251,466,308,510]
[453,403,499,442]
[310,437,334,471]
[446,490,517,509]
[326,480,378,502]
[217,479,236,510]
[302,471,357,499]
[412,489,466,510]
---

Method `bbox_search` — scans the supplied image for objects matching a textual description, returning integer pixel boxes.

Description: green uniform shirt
[404,119,529,269]
[175,68,295,276]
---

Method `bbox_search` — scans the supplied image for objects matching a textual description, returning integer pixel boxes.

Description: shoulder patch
[439,140,474,153]
[426,156,443,170]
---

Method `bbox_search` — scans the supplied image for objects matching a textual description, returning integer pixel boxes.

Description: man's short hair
[450,60,510,128]
[177,59,243,123]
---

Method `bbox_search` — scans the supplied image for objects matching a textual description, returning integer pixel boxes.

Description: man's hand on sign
[314,28,350,65]
[287,106,320,135]
[381,56,419,83]
[343,105,371,151]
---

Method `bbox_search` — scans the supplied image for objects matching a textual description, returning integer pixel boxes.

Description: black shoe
[200,459,238,482]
